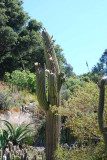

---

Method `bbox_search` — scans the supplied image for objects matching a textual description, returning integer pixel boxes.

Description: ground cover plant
[0,87,25,111]
[55,141,107,160]
[0,79,37,112]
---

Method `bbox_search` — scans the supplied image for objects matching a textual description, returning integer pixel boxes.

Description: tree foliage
[4,70,36,92]
[92,50,107,76]
[0,0,28,58]
[0,0,73,78]
[79,50,107,84]
[0,0,44,77]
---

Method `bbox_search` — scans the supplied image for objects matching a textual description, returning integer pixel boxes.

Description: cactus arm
[36,67,49,110]
[98,76,107,149]
[98,76,107,132]
[98,80,105,132]
[42,30,60,74]
[57,72,65,92]
[48,72,57,106]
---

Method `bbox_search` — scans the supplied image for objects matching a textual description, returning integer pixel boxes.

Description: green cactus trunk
[98,76,107,150]
[46,110,61,160]
[35,29,65,160]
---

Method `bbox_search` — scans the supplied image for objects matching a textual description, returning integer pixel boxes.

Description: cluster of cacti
[1,141,28,160]
[1,142,46,160]
[98,76,107,150]
[35,29,65,160]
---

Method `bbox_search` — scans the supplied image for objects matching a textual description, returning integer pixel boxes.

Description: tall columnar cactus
[35,29,65,160]
[98,76,107,150]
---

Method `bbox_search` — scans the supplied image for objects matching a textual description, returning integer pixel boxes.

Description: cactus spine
[98,76,107,150]
[36,29,65,160]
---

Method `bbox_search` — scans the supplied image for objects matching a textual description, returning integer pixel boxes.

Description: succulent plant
[98,76,107,150]
[35,29,65,160]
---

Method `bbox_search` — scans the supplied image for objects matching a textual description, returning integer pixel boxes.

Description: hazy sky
[22,0,107,75]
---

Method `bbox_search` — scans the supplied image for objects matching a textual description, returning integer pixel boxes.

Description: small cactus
[2,144,29,160]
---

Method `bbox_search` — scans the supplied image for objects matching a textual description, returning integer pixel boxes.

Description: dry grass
[0,112,34,129]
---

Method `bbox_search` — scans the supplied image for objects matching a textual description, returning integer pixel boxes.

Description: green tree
[0,0,28,59]
[0,0,43,77]
[65,76,85,93]
[92,50,107,75]
[80,51,107,84]
[0,0,73,78]
[13,23,43,72]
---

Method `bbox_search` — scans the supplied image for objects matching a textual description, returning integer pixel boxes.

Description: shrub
[24,134,35,146]
[0,88,27,110]
[4,70,36,92]
[0,90,9,110]
[56,82,106,141]
[55,141,107,160]
[53,81,107,159]
[61,85,71,100]
[65,76,85,93]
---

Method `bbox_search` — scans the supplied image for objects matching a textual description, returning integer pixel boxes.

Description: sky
[22,0,107,75]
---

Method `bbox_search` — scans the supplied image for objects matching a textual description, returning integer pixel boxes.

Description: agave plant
[0,129,8,149]
[1,120,33,145]
[0,129,8,158]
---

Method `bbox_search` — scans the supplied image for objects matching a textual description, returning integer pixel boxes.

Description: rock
[35,147,45,152]
[5,111,11,117]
